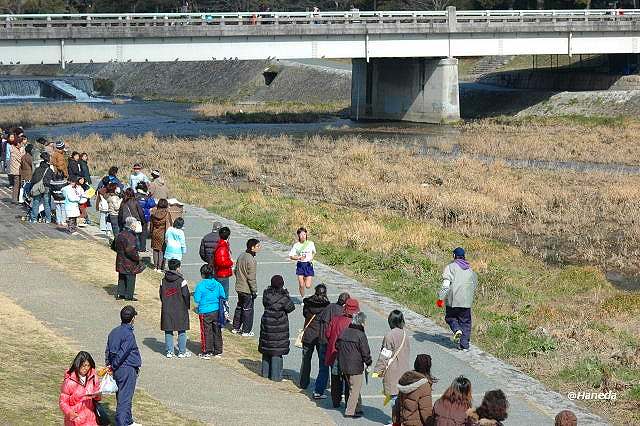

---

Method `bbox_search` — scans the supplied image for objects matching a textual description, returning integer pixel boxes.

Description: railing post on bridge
[447,6,457,32]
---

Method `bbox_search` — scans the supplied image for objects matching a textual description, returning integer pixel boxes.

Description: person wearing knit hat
[148,169,169,202]
[437,247,478,351]
[51,140,68,178]
[258,274,295,382]
[325,298,360,408]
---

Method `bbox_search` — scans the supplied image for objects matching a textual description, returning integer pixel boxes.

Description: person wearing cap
[51,140,68,178]
[147,169,169,202]
[258,275,295,382]
[29,152,53,223]
[105,305,142,426]
[336,311,371,418]
[128,163,149,192]
[199,222,222,264]
[437,247,478,351]
[115,217,145,301]
[325,297,360,408]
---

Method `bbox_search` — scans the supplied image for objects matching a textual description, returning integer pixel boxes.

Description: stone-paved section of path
[176,204,608,426]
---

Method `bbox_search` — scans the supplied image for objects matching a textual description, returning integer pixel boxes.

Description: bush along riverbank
[69,131,640,426]
[191,101,349,123]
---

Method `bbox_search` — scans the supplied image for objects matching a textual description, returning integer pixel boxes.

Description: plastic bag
[99,373,118,394]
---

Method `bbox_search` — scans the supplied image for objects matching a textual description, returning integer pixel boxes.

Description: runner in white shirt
[288,227,316,298]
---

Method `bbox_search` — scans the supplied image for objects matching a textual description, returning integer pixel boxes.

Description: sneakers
[177,351,192,358]
[129,423,142,426]
[213,354,222,359]
[166,352,174,358]
[313,393,327,400]
[231,329,241,335]
[198,353,211,360]
[452,330,462,344]
[241,332,255,337]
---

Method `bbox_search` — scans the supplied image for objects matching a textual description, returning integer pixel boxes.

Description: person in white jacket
[437,247,477,351]
[61,177,86,235]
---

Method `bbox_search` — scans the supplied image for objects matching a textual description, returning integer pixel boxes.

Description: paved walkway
[0,176,607,425]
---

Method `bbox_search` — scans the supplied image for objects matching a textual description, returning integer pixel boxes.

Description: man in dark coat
[115,217,144,301]
[299,284,330,397]
[105,305,142,426]
[259,275,295,382]
[199,221,222,263]
[337,311,372,418]
[160,259,191,357]
[29,152,53,223]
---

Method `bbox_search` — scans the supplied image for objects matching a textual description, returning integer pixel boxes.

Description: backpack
[30,178,46,197]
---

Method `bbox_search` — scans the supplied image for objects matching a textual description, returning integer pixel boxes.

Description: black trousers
[199,312,223,355]
[232,292,254,333]
[330,361,350,408]
[117,273,136,300]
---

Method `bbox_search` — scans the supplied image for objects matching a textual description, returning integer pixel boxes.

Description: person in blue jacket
[105,305,142,426]
[194,264,226,360]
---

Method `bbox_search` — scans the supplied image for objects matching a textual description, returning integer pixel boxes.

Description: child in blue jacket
[194,264,226,359]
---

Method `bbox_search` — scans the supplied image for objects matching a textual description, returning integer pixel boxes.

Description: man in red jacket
[212,226,233,297]
[325,298,360,408]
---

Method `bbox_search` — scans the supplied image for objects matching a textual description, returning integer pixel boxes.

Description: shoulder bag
[377,330,407,378]
[295,314,316,348]
[125,204,143,234]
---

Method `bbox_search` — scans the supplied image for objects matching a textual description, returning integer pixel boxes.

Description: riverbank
[69,131,640,426]
[192,101,349,123]
[0,103,117,129]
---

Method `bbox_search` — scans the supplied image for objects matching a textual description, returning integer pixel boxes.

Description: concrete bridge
[3,8,640,122]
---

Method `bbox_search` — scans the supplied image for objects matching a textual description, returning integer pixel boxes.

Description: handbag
[377,330,407,378]
[125,204,143,233]
[295,314,316,349]
[30,178,45,197]
[93,401,111,425]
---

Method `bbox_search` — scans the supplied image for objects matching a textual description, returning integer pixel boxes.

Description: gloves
[371,372,380,378]
[251,293,257,300]
[436,299,445,308]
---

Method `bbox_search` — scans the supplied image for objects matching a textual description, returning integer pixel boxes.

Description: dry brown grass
[0,103,117,129]
[0,291,203,425]
[192,101,348,123]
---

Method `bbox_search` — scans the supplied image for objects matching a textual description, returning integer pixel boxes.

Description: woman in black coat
[160,259,191,358]
[67,151,83,183]
[259,274,295,382]
[118,187,146,250]
[79,153,92,185]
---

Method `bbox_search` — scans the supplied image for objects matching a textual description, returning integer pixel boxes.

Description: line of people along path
[0,128,587,425]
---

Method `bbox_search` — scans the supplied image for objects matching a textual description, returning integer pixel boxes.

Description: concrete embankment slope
[0,60,351,103]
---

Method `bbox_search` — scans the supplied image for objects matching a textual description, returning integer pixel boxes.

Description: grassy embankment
[0,291,202,425]
[0,103,117,129]
[191,101,349,123]
[69,124,640,425]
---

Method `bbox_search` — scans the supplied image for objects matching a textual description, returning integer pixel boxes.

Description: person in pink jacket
[59,351,102,426]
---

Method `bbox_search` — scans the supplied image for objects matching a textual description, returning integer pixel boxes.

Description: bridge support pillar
[351,57,459,124]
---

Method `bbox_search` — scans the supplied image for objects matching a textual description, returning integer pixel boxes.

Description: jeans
[445,306,472,349]
[109,214,120,239]
[261,354,283,381]
[331,360,349,408]
[54,203,66,225]
[232,292,254,333]
[300,342,329,394]
[30,192,51,222]
[216,277,230,298]
[165,330,187,355]
[99,211,110,232]
[117,273,136,300]
[136,223,147,251]
[199,313,223,355]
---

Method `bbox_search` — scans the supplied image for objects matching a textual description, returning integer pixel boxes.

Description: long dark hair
[441,376,472,408]
[67,351,96,379]
[476,389,509,422]
[313,283,329,303]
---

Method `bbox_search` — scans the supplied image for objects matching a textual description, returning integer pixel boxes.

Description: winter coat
[19,152,33,180]
[105,324,142,370]
[160,270,190,331]
[432,398,473,426]
[324,314,352,366]
[318,302,345,345]
[336,324,372,375]
[118,198,146,230]
[115,229,142,274]
[136,192,156,222]
[79,160,92,184]
[392,371,433,426]
[59,369,102,426]
[439,262,477,309]
[148,178,169,200]
[68,159,83,182]
[106,194,122,216]
[374,327,411,396]
[62,184,83,218]
[96,174,124,191]
[150,208,172,251]
[30,162,53,190]
[51,149,68,178]
[164,227,186,261]
[8,144,23,175]
[199,231,219,263]
[301,295,330,345]
[213,239,233,278]
[234,251,257,295]
[49,176,68,203]
[466,408,500,426]
[258,286,295,356]
[194,278,226,315]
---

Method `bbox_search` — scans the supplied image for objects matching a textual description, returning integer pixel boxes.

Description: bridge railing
[1,9,640,28]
